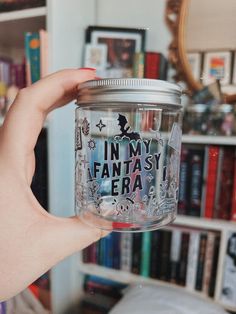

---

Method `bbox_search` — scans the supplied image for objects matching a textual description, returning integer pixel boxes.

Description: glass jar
[208,104,235,136]
[183,104,209,135]
[76,78,182,231]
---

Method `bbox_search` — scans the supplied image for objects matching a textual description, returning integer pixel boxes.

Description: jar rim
[77,78,182,107]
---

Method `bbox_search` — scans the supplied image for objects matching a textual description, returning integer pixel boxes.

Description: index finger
[0,68,96,168]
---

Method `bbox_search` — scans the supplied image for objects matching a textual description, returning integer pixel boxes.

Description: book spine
[178,232,190,286]
[202,232,216,295]
[112,233,121,270]
[188,149,204,217]
[131,233,142,274]
[159,230,172,281]
[204,146,220,218]
[208,234,220,297]
[195,232,208,291]
[144,52,167,80]
[24,32,40,85]
[169,229,182,283]
[133,52,145,78]
[150,230,161,278]
[103,233,113,268]
[140,231,151,277]
[120,233,132,272]
[215,147,235,220]
[178,147,189,215]
[186,231,200,291]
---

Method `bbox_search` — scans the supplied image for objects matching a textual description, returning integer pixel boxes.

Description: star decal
[96,119,106,132]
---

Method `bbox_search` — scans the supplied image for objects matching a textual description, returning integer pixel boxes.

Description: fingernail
[79,67,96,71]
[95,76,102,80]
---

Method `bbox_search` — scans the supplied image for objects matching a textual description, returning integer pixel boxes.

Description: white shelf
[0,8,46,50]
[173,215,236,232]
[0,7,46,22]
[182,134,236,146]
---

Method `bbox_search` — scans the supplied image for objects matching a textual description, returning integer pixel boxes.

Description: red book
[230,149,236,221]
[203,146,220,218]
[144,52,168,80]
[142,52,168,131]
[214,147,235,220]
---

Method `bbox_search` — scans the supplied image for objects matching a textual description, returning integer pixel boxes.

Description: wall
[95,0,171,56]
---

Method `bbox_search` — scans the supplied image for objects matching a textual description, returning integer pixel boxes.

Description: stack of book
[82,226,220,298]
[178,144,236,221]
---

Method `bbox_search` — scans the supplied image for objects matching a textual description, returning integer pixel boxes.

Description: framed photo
[85,26,146,78]
[83,43,108,73]
[187,52,202,81]
[202,51,232,86]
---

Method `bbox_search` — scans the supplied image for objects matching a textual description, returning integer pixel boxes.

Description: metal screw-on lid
[77,78,182,107]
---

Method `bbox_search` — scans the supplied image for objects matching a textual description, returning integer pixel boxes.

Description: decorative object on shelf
[187,52,202,81]
[165,0,236,103]
[76,78,182,231]
[85,26,146,78]
[183,103,236,136]
[0,0,45,12]
[202,51,232,86]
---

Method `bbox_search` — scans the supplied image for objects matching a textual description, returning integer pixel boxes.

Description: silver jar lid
[77,78,182,107]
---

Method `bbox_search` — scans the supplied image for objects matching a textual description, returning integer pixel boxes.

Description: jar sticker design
[76,113,179,219]
[75,118,82,150]
[116,114,141,141]
[168,122,182,153]
[82,117,90,135]
[96,119,106,132]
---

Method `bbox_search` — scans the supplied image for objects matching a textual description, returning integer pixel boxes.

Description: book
[203,146,220,218]
[150,230,161,279]
[169,228,182,283]
[24,32,41,85]
[186,230,200,291]
[133,52,145,78]
[120,233,132,272]
[208,234,220,297]
[112,233,121,269]
[202,232,216,295]
[144,51,168,80]
[178,232,190,286]
[178,147,189,215]
[214,146,235,220]
[158,230,172,281]
[131,233,142,274]
[188,147,205,217]
[195,232,208,291]
[140,231,151,277]
[141,51,168,131]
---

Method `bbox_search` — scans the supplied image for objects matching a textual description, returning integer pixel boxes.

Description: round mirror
[166,0,236,103]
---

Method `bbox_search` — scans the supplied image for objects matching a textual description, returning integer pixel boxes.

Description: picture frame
[187,52,202,81]
[83,43,108,73]
[202,51,232,86]
[85,26,146,78]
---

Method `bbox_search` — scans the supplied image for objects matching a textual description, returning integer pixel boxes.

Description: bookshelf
[0,1,96,313]
[1,1,236,314]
